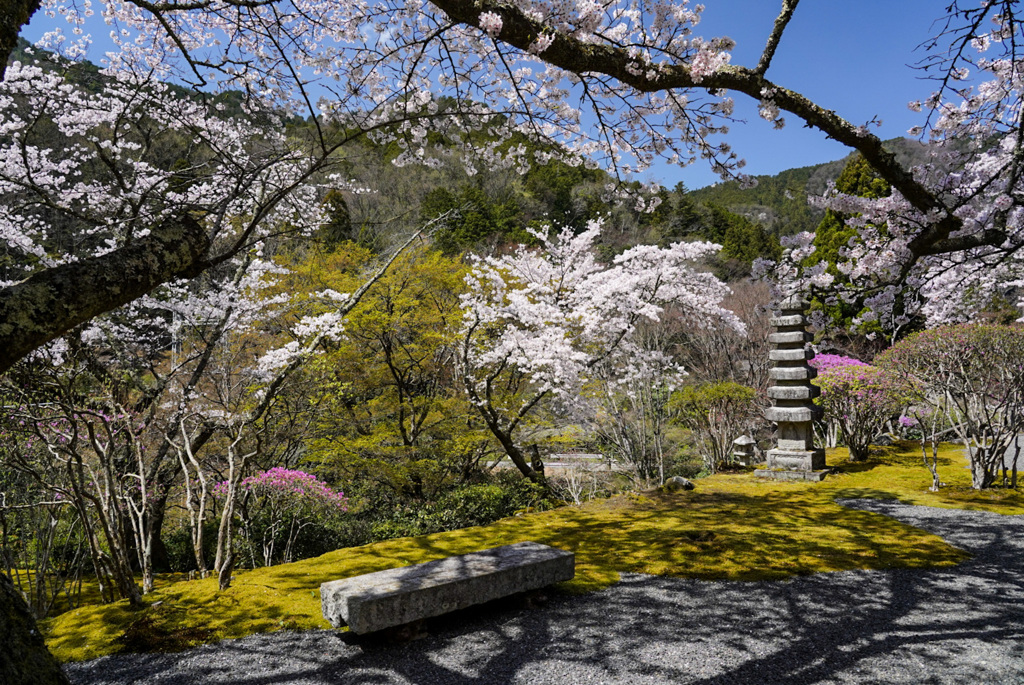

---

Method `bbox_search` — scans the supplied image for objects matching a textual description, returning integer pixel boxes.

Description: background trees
[878,324,1024,489]
[459,220,740,481]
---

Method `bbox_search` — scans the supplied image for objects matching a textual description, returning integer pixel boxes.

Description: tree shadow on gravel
[65,500,1024,684]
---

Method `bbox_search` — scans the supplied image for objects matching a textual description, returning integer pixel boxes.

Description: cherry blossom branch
[756,0,799,75]
[428,0,964,260]
[0,215,209,374]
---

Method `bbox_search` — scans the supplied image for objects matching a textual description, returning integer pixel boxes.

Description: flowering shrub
[877,323,1024,489]
[816,364,909,462]
[221,468,348,566]
[809,354,869,373]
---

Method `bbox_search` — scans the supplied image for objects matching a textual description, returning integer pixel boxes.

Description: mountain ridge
[687,137,931,235]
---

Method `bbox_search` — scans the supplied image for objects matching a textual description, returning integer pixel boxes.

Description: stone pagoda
[757,294,828,481]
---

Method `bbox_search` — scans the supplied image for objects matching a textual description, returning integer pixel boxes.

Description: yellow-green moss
[43,441,1022,662]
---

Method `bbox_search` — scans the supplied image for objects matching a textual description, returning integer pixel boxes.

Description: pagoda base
[755,468,830,482]
[765,448,825,472]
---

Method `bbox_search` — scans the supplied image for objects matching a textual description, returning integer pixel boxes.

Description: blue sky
[23,0,947,189]
[661,0,946,188]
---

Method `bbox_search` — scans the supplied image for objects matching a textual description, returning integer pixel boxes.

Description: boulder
[663,476,695,492]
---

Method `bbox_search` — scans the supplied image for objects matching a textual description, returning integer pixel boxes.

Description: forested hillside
[688,138,931,236]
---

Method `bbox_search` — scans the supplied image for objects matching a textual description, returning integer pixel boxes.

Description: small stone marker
[731,435,758,466]
[757,294,828,482]
[320,541,574,634]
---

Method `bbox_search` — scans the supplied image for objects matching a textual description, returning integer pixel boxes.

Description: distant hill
[688,138,931,236]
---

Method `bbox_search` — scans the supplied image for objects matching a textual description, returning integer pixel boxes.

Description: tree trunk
[0,0,41,77]
[147,491,172,573]
[0,215,209,375]
[0,573,70,685]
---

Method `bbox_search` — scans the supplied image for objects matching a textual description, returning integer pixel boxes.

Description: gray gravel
[66,499,1024,684]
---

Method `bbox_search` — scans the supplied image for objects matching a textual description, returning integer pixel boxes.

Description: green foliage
[809,154,890,274]
[651,194,780,279]
[163,523,219,574]
[365,475,558,540]
[317,189,355,245]
[419,184,529,253]
[688,163,835,236]
[671,381,757,416]
[804,154,918,342]
[290,245,498,507]
[520,156,605,228]
[670,382,759,473]
[718,206,782,277]
[687,138,931,239]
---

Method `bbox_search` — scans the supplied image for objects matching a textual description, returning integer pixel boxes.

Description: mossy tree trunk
[0,573,69,685]
[0,215,210,375]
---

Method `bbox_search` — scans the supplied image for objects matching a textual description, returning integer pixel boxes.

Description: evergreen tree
[807,155,892,331]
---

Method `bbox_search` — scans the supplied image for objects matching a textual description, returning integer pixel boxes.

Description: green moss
[44,441,1022,662]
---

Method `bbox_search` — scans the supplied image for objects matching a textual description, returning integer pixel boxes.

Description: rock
[873,433,896,446]
[663,476,695,492]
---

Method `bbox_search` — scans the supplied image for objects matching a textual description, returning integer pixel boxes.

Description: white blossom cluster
[26,0,749,186]
[460,219,742,410]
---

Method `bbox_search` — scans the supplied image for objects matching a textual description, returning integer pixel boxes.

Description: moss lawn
[43,441,1024,662]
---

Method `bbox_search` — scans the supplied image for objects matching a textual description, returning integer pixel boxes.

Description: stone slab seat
[320,541,575,634]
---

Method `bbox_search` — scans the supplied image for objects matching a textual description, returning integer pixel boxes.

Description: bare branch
[757,0,800,75]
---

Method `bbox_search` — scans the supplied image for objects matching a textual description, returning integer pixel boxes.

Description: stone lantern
[757,294,828,481]
[732,435,757,466]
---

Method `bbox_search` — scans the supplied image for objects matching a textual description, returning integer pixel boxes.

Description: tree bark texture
[0,573,70,685]
[0,0,41,77]
[0,215,210,375]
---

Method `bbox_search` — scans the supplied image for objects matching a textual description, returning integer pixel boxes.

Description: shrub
[816,364,909,461]
[225,468,348,567]
[669,382,759,474]
[364,474,558,541]
[809,354,869,373]
[877,323,1024,489]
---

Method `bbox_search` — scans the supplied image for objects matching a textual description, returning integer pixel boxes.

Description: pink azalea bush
[816,364,909,462]
[809,354,869,373]
[219,468,347,566]
[236,467,349,510]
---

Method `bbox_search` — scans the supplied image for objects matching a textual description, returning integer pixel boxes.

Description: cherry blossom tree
[6,0,1024,361]
[459,219,740,481]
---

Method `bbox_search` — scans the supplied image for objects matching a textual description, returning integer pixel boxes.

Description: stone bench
[320,541,575,634]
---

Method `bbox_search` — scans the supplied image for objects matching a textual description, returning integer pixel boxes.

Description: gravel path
[66,500,1024,685]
